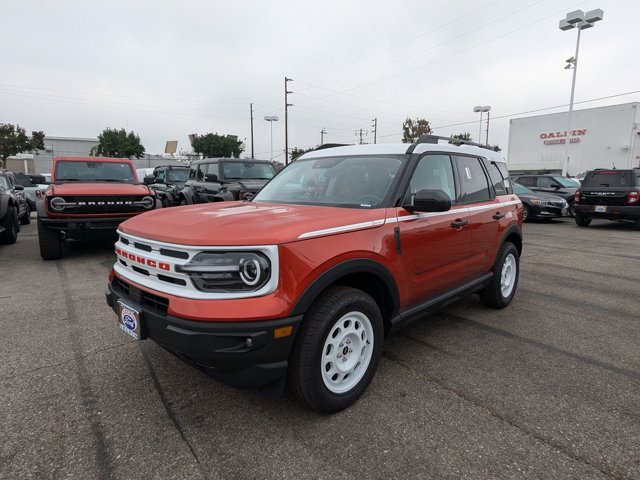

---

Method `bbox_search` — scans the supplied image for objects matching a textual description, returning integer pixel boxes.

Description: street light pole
[473,105,491,144]
[559,8,604,176]
[264,116,279,162]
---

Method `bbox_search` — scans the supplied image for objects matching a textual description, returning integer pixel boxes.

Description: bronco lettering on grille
[116,247,171,271]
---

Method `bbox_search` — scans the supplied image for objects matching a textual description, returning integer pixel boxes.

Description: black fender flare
[179,187,194,204]
[498,224,523,256]
[213,191,235,202]
[289,258,400,320]
[0,195,14,219]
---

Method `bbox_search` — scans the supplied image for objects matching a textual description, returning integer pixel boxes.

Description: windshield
[581,170,633,188]
[222,162,276,180]
[253,155,405,208]
[54,161,136,183]
[552,176,580,187]
[166,169,189,182]
[513,183,533,195]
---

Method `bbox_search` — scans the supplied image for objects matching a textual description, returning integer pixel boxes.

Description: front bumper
[574,204,640,221]
[531,205,567,219]
[105,278,302,389]
[40,216,134,233]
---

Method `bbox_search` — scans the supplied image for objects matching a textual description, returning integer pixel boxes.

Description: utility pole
[284,77,293,164]
[320,127,327,146]
[371,118,377,144]
[485,110,490,147]
[250,103,254,158]
[355,129,367,145]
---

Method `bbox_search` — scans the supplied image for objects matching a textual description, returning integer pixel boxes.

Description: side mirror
[404,189,451,213]
[143,175,156,185]
[205,173,218,182]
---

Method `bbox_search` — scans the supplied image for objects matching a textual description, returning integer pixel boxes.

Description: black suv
[179,158,277,204]
[511,174,580,216]
[0,171,29,244]
[143,165,190,207]
[573,168,640,228]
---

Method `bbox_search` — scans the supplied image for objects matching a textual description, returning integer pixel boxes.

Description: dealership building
[507,102,640,176]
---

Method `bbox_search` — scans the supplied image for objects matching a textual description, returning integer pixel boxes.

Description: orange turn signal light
[274,326,293,338]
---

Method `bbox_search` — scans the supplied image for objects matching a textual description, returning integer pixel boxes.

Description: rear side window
[482,159,508,195]
[516,176,535,187]
[455,156,491,203]
[582,171,632,188]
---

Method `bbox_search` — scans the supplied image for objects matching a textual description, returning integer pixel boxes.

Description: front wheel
[522,204,531,223]
[575,214,591,227]
[20,203,31,225]
[288,286,384,413]
[38,217,63,260]
[479,242,519,309]
[0,207,19,244]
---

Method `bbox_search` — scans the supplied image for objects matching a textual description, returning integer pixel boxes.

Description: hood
[119,201,389,246]
[50,183,152,196]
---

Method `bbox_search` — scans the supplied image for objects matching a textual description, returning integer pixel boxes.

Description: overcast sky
[2,0,638,161]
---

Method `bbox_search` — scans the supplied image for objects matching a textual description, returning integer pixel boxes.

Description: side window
[7,174,16,188]
[537,176,554,188]
[156,170,166,181]
[517,176,535,187]
[496,163,513,194]
[189,165,198,180]
[205,163,218,180]
[482,159,508,196]
[406,154,456,205]
[455,156,491,203]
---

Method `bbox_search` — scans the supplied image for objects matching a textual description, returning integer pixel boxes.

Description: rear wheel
[288,286,383,413]
[575,214,591,227]
[0,207,19,244]
[568,202,575,217]
[20,203,31,225]
[38,217,63,260]
[479,242,519,309]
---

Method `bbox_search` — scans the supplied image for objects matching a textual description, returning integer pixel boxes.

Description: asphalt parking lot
[1,217,639,480]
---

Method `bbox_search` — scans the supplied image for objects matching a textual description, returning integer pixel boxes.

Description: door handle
[492,212,506,220]
[450,220,468,228]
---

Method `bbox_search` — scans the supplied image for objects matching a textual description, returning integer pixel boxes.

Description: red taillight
[627,191,639,204]
[574,190,580,204]
[36,190,42,199]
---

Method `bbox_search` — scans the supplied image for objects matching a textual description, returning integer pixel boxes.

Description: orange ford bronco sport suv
[106,136,523,412]
[37,157,158,260]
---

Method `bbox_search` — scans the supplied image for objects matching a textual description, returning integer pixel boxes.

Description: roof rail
[314,143,349,151]
[407,134,494,154]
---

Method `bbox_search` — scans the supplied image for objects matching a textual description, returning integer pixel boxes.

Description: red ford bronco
[37,157,158,260]
[106,136,523,412]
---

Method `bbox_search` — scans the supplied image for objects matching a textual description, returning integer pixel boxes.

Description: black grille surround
[48,195,154,214]
[111,276,169,314]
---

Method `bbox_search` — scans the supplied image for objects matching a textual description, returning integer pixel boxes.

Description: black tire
[288,286,384,413]
[522,204,531,223]
[568,202,575,218]
[20,203,31,225]
[37,217,63,260]
[0,207,19,244]
[179,198,188,206]
[575,214,591,227]
[479,242,519,309]
[162,197,171,208]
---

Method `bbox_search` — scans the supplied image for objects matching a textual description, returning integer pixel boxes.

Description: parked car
[512,183,568,222]
[0,170,30,226]
[13,172,48,211]
[511,174,579,216]
[143,165,190,207]
[0,174,22,244]
[573,168,640,228]
[106,135,523,413]
[179,158,277,204]
[37,157,159,260]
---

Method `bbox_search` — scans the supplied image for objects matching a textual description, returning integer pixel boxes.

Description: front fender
[36,199,48,218]
[0,195,11,219]
[179,187,194,205]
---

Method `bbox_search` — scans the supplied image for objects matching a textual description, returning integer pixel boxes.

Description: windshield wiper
[101,179,128,182]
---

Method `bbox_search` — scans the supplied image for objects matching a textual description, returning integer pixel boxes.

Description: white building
[507,102,640,176]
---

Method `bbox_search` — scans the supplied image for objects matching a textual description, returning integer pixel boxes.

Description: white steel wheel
[321,311,374,394]
[500,253,517,298]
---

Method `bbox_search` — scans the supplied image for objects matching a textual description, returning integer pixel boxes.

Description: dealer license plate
[595,206,607,213]
[117,301,142,340]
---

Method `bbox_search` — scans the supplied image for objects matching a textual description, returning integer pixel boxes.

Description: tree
[0,124,45,168]
[402,117,432,143]
[451,132,472,142]
[190,133,244,158]
[291,147,314,161]
[91,128,145,159]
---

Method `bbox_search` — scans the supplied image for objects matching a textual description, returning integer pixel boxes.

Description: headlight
[176,252,270,292]
[49,197,66,211]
